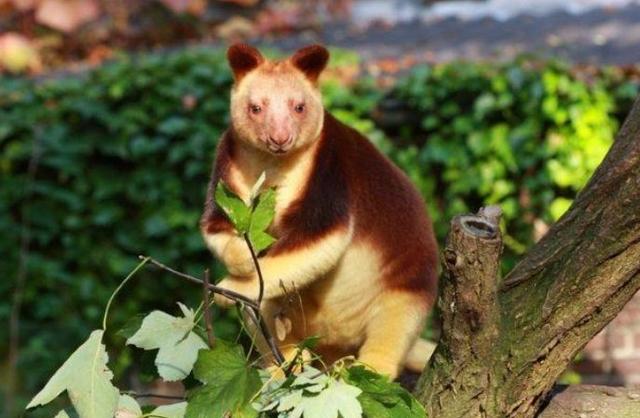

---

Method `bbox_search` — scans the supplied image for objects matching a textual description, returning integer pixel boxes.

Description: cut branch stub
[417,205,503,418]
[417,96,640,418]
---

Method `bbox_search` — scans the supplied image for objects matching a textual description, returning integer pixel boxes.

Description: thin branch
[141,256,259,310]
[127,392,185,401]
[243,232,265,308]
[244,306,285,365]
[241,233,286,366]
[141,255,284,366]
[202,269,215,347]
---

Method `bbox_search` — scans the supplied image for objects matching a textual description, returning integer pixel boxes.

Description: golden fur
[201,44,438,379]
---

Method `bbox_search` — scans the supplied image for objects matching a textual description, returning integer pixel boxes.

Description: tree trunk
[415,96,640,418]
[539,385,640,418]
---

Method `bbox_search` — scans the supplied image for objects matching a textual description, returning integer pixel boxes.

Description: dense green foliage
[2,47,638,414]
[381,61,638,267]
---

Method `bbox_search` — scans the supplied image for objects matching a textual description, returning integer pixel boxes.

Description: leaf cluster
[382,59,638,268]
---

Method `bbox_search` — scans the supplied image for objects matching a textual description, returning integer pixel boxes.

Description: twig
[141,256,259,310]
[202,269,215,347]
[141,255,284,365]
[243,232,265,308]
[241,233,286,366]
[103,257,150,330]
[128,392,185,401]
[244,306,285,365]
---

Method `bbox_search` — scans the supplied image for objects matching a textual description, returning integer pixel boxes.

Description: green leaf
[116,394,142,417]
[289,380,363,418]
[298,335,321,350]
[185,340,261,418]
[54,411,71,418]
[248,188,276,253]
[151,402,188,418]
[26,330,120,418]
[126,303,207,381]
[248,230,276,254]
[214,182,250,232]
[343,366,425,418]
[260,367,363,418]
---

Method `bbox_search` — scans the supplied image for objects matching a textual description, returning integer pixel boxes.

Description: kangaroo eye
[250,104,262,115]
[294,103,305,113]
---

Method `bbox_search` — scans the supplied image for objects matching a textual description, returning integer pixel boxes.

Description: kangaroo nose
[269,134,291,146]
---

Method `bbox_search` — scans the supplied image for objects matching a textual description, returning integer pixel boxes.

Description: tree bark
[415,96,640,418]
[539,385,640,418]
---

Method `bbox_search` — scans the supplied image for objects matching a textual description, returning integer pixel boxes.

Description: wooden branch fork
[416,96,640,417]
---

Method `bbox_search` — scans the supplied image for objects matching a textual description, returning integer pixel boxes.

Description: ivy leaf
[26,330,119,418]
[126,303,207,381]
[249,188,276,253]
[151,402,188,418]
[215,181,251,232]
[343,366,426,418]
[186,340,261,418]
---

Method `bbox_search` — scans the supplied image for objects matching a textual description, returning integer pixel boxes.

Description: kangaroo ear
[227,43,264,81]
[290,44,329,83]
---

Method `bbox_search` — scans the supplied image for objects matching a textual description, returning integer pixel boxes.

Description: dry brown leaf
[35,0,100,33]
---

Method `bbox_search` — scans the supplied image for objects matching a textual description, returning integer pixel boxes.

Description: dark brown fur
[201,111,438,298]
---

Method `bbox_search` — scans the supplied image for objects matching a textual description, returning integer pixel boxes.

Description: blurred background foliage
[2,45,640,415]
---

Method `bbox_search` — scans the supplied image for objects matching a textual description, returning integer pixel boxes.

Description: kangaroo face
[227,44,329,156]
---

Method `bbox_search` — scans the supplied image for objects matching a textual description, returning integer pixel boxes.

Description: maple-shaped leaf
[289,379,362,418]
[343,366,426,418]
[186,341,261,418]
[26,330,119,418]
[259,367,363,418]
[127,303,207,381]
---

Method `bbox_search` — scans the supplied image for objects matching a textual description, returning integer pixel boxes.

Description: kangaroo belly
[284,243,384,348]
